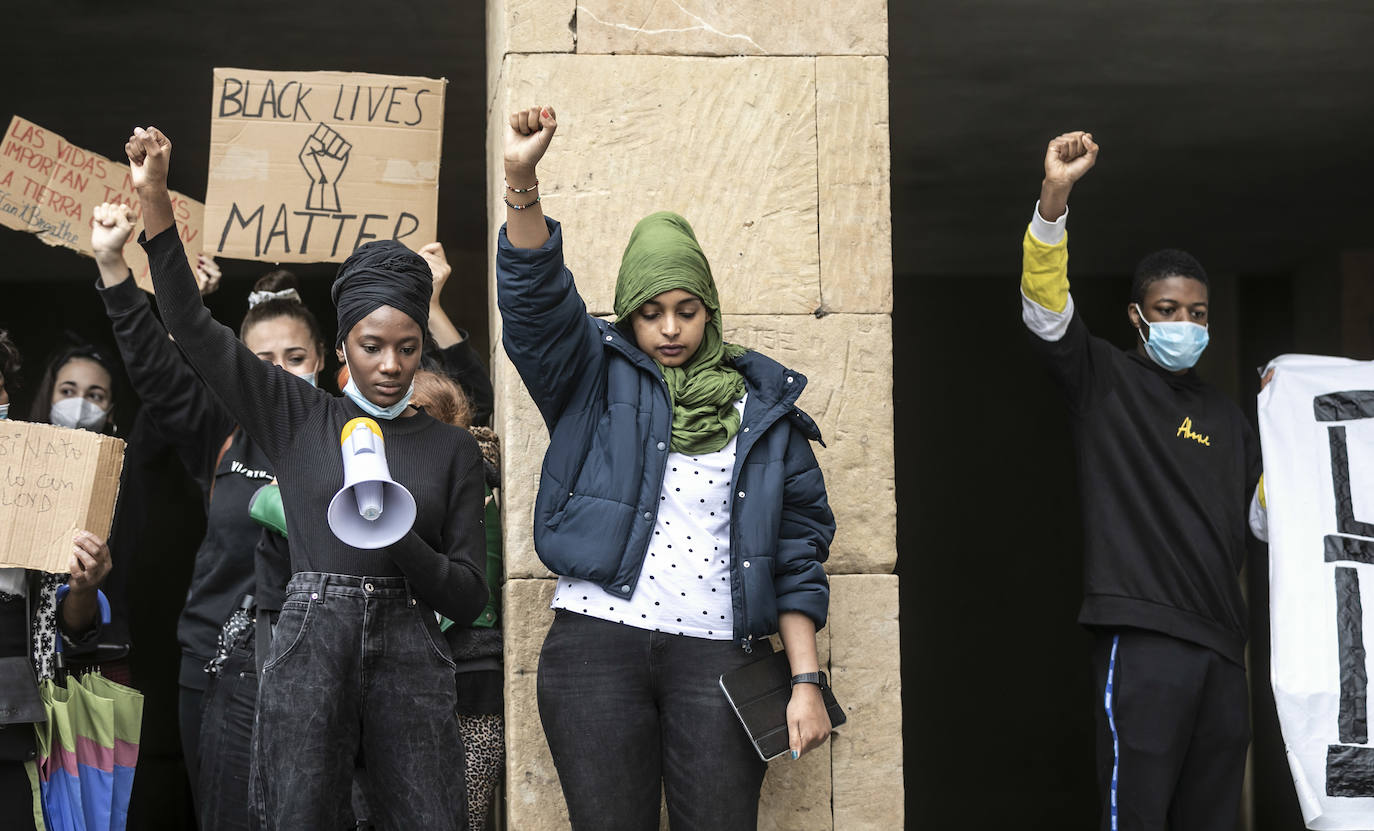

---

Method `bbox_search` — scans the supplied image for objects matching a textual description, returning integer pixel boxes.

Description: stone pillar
[486,4,900,828]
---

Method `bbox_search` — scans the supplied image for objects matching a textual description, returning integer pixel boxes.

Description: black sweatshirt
[1030,312,1262,666]
[99,275,272,689]
[141,227,488,624]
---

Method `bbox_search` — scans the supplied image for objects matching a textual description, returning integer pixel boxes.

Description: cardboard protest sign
[0,115,206,292]
[205,68,446,263]
[0,421,125,574]
[1261,354,1374,828]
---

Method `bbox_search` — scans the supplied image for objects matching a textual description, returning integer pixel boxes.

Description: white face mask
[50,397,109,431]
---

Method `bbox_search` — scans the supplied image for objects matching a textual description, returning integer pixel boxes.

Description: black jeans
[1092,628,1250,831]
[250,573,467,830]
[199,636,257,830]
[537,610,768,831]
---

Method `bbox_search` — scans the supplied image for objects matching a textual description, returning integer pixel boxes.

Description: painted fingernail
[791,750,799,760]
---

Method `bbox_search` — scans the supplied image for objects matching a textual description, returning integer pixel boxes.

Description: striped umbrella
[29,587,144,831]
[33,672,143,831]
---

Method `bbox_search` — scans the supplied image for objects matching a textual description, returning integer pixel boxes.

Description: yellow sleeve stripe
[1021,226,1070,314]
[1258,473,1266,510]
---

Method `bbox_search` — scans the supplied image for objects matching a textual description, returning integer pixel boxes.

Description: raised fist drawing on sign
[299,123,351,213]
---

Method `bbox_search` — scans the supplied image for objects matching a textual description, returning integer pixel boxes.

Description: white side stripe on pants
[1104,634,1121,831]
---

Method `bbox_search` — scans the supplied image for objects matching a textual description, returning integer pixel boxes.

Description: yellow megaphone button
[341,417,383,445]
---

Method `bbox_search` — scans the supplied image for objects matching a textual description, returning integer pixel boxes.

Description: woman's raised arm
[503,106,556,249]
[126,127,324,460]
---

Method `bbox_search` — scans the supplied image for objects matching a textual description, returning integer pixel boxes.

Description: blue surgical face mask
[0,402,8,420]
[299,371,318,388]
[342,360,412,420]
[1135,304,1209,371]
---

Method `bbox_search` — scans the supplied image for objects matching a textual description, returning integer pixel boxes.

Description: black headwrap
[330,240,432,347]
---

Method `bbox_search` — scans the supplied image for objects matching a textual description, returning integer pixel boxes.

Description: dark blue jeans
[537,610,768,831]
[199,636,257,830]
[250,573,467,830]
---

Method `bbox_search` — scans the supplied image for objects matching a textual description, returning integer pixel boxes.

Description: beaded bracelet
[504,194,541,211]
[505,179,538,194]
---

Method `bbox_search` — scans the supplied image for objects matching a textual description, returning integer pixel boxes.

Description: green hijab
[615,212,747,455]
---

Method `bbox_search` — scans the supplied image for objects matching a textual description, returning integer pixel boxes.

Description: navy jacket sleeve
[496,218,604,429]
[97,274,235,492]
[772,425,835,630]
[141,227,326,462]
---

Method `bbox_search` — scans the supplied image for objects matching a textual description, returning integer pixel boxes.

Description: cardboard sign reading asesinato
[0,421,125,574]
[205,68,447,263]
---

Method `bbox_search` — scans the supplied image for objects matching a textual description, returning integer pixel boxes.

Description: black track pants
[1091,628,1250,831]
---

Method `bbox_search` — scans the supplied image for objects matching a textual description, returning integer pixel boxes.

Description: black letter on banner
[1318,391,1374,563]
[1328,426,1374,539]
[1337,566,1369,744]
[1314,391,1374,423]
[1327,745,1374,797]
[219,78,244,117]
[218,204,265,257]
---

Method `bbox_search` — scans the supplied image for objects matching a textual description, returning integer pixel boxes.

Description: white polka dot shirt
[552,397,745,639]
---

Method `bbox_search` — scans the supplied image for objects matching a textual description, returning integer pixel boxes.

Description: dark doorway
[892,2,1374,828]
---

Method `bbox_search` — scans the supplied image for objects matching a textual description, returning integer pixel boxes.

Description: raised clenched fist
[125,126,171,191]
[1044,131,1099,188]
[504,106,557,174]
[90,202,136,256]
[418,242,451,295]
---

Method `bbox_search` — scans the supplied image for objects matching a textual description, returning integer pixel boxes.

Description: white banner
[1263,354,1374,828]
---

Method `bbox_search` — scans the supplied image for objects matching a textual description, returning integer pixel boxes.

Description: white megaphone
[327,417,416,549]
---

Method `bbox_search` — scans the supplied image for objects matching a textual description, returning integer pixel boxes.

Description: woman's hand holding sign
[59,530,112,635]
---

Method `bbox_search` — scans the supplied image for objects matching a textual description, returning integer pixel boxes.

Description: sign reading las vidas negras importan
[206,68,446,263]
[0,115,205,292]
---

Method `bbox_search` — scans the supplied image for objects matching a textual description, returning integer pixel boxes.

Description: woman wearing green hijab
[498,106,836,831]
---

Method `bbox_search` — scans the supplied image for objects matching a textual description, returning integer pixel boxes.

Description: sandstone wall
[486,3,900,828]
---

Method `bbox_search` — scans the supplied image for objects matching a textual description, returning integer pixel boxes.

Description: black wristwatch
[790,671,826,689]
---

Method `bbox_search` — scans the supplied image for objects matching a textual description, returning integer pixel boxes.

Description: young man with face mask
[1021,132,1264,831]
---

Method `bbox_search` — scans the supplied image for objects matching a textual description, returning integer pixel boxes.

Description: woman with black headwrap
[124,126,487,829]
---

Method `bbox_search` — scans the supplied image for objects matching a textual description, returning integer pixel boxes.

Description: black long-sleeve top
[98,274,271,688]
[1029,311,1261,666]
[141,227,487,623]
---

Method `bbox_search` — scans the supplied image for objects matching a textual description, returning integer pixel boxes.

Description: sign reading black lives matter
[206,68,446,263]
